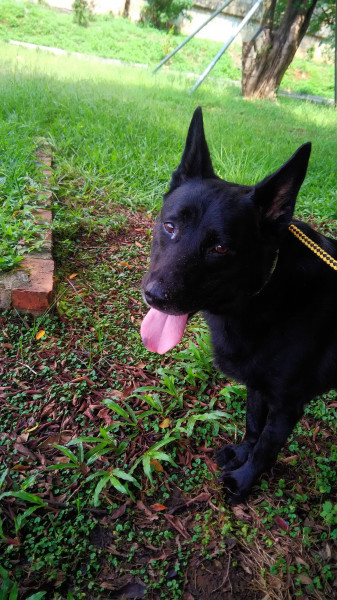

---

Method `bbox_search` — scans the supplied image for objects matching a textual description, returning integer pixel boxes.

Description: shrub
[141,0,193,31]
[72,0,94,27]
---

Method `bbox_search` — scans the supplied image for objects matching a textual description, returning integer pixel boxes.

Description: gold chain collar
[254,223,336,297]
[289,224,337,272]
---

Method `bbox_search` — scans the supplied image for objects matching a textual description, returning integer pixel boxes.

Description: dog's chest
[203,312,266,386]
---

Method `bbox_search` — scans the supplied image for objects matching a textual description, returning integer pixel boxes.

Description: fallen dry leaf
[24,424,39,434]
[159,418,170,429]
[150,458,163,472]
[164,514,191,539]
[274,516,290,532]
[151,503,167,512]
[281,454,298,463]
[297,574,313,586]
[186,492,211,506]
[39,433,73,450]
[204,455,218,475]
[136,500,153,517]
[232,505,252,523]
[110,502,129,520]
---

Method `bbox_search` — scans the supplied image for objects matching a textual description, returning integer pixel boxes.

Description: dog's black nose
[144,283,166,308]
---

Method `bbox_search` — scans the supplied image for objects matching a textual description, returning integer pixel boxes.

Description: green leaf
[68,435,109,445]
[86,470,108,482]
[9,582,18,600]
[86,446,115,466]
[186,411,230,437]
[116,441,129,455]
[112,469,140,487]
[84,442,108,460]
[149,451,177,467]
[53,444,80,466]
[78,441,84,464]
[147,435,179,453]
[138,409,158,418]
[133,385,167,395]
[14,505,41,532]
[123,401,138,425]
[0,565,9,578]
[0,491,46,505]
[103,399,133,421]
[0,578,12,599]
[133,392,163,411]
[26,593,47,600]
[142,454,152,482]
[93,473,111,506]
[146,394,163,411]
[109,476,129,495]
[20,475,37,491]
[45,463,79,471]
[185,415,198,437]
[0,468,8,490]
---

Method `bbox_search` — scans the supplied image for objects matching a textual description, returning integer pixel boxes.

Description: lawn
[0,0,334,98]
[0,44,337,599]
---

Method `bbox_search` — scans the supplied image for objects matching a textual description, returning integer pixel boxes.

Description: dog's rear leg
[221,404,304,503]
[216,389,268,471]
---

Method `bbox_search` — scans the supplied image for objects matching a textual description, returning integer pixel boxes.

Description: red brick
[12,258,54,314]
[35,209,52,225]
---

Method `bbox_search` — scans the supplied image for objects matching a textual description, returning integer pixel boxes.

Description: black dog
[141,107,337,503]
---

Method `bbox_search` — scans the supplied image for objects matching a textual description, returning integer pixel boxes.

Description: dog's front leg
[216,388,268,471]
[220,404,303,504]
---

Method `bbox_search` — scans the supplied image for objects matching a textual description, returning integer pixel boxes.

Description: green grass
[0,39,336,271]
[0,0,334,98]
[0,0,240,80]
[0,131,48,271]
[282,56,335,99]
[0,43,337,599]
[0,42,336,218]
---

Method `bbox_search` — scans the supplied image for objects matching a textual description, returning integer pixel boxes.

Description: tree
[241,0,333,99]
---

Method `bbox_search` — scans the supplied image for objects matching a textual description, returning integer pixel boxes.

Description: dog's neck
[253,249,279,297]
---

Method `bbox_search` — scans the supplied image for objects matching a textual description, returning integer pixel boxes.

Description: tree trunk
[242,0,319,99]
[123,0,130,18]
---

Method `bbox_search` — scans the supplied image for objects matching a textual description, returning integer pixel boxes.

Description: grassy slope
[0,45,336,599]
[0,0,334,98]
[0,0,240,80]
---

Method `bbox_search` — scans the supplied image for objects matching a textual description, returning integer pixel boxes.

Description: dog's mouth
[141,307,189,355]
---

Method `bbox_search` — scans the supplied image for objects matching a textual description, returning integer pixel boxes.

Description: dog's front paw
[216,443,249,471]
[219,463,256,505]
[220,471,248,505]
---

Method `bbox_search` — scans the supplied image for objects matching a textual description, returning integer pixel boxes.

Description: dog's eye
[164,222,175,235]
[214,245,228,255]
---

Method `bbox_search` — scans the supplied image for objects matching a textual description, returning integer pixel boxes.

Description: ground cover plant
[0,45,337,599]
[0,134,48,272]
[0,0,334,99]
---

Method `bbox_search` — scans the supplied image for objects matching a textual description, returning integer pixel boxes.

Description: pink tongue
[141,308,188,354]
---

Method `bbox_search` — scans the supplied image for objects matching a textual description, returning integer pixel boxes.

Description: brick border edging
[0,151,54,316]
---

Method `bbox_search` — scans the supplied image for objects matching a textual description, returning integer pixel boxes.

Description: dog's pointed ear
[253,143,311,226]
[169,107,216,191]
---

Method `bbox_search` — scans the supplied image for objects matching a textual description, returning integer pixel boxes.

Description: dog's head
[141,107,311,353]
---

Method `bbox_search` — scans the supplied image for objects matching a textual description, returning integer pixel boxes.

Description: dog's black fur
[142,107,337,503]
